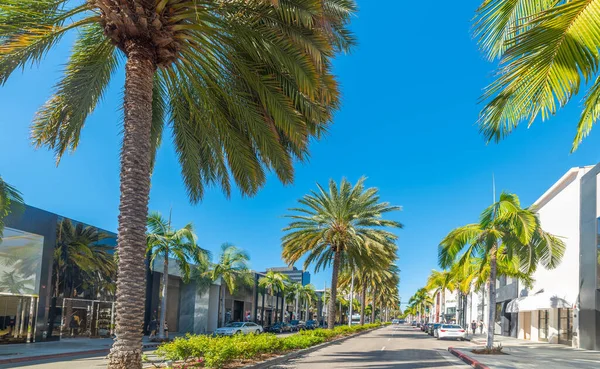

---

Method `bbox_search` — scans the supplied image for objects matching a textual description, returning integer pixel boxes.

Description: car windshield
[433,324,441,328]
[290,320,299,324]
[442,324,462,329]
[225,323,244,328]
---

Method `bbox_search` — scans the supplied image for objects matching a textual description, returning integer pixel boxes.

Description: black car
[421,323,429,332]
[265,322,291,333]
[305,320,318,330]
[290,320,306,331]
[428,323,442,336]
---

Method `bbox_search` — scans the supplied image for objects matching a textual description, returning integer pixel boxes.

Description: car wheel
[279,328,283,333]
[235,330,242,335]
[255,329,260,334]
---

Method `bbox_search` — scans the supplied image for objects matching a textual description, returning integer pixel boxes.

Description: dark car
[305,320,318,330]
[428,323,442,336]
[265,322,291,333]
[421,323,429,332]
[290,320,306,331]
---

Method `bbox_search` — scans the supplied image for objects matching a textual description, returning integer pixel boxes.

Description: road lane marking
[381,346,386,351]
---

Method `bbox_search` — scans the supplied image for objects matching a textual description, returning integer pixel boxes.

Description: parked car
[411,320,417,326]
[399,319,406,324]
[392,319,400,325]
[290,320,306,331]
[265,322,291,333]
[305,320,318,329]
[437,324,467,341]
[428,323,442,336]
[421,323,429,332]
[214,322,264,336]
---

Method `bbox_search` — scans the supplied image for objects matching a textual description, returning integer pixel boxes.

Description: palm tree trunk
[487,243,498,349]
[261,292,265,326]
[275,291,279,324]
[327,250,341,329]
[441,290,445,323]
[158,253,168,339]
[295,292,299,320]
[220,284,226,327]
[371,286,376,323]
[107,43,155,369]
[360,283,366,325]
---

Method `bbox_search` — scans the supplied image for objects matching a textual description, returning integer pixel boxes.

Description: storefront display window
[538,310,549,341]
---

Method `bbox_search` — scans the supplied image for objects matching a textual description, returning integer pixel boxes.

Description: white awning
[506,292,572,313]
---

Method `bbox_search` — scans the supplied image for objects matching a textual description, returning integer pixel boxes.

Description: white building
[507,166,596,348]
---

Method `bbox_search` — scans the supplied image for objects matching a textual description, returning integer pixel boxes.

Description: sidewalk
[0,335,170,365]
[451,335,600,369]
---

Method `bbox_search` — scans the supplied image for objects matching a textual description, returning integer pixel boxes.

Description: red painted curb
[448,347,491,369]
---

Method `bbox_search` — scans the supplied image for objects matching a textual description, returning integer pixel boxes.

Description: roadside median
[153,323,388,368]
[448,347,491,369]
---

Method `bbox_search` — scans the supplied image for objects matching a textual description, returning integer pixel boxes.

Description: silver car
[214,322,264,336]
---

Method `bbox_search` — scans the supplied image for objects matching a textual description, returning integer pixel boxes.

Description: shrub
[156,323,384,368]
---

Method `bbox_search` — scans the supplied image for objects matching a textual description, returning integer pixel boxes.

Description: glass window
[558,308,573,345]
[538,310,549,341]
[0,228,44,295]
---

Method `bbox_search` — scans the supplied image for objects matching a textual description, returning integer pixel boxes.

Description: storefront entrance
[538,310,549,342]
[60,298,114,338]
[0,294,37,344]
[558,308,573,345]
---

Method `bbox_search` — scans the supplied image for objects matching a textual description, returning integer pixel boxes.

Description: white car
[214,322,264,336]
[437,324,467,341]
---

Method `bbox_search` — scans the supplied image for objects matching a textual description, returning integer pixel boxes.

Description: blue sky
[1,0,600,307]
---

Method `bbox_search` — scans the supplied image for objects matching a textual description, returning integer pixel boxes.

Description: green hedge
[156,323,383,368]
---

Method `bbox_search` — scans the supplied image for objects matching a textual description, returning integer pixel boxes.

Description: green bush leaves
[156,323,383,368]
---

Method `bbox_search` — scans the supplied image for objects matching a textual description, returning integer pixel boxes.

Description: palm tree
[259,271,289,325]
[425,269,457,323]
[208,244,251,327]
[1,1,356,366]
[439,192,565,349]
[282,177,402,329]
[146,211,208,339]
[284,281,302,320]
[473,0,600,151]
[407,288,433,323]
[300,284,317,320]
[0,176,23,239]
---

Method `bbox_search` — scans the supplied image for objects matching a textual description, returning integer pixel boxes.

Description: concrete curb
[0,342,160,365]
[241,327,382,369]
[448,347,491,369]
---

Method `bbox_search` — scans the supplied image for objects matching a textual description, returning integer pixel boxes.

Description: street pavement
[274,324,471,369]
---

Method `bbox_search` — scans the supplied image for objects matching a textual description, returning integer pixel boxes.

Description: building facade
[265,267,311,286]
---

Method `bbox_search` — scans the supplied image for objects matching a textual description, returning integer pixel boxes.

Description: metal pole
[348,271,354,327]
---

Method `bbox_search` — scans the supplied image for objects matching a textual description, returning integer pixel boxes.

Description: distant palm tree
[284,281,302,320]
[282,177,402,329]
[299,284,317,320]
[146,211,208,339]
[0,1,356,366]
[0,176,23,239]
[439,192,565,349]
[208,244,251,327]
[425,269,457,323]
[473,0,600,151]
[259,271,289,324]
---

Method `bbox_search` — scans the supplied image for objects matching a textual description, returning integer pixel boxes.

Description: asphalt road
[275,324,472,369]
[1,325,472,369]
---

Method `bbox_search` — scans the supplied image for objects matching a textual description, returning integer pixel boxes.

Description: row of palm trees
[282,177,402,328]
[405,192,565,349]
[1,0,358,367]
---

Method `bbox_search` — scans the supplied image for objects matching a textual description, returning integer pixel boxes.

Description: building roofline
[532,166,594,210]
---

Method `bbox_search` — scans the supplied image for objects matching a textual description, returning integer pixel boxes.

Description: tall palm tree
[259,271,289,324]
[439,192,565,349]
[473,0,600,151]
[425,269,457,323]
[300,283,317,320]
[0,176,23,239]
[208,244,251,327]
[282,177,402,329]
[284,281,302,320]
[146,211,208,339]
[1,1,356,367]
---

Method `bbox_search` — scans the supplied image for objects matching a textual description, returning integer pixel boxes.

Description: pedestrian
[478,320,484,334]
[164,321,169,339]
[470,320,476,335]
[148,318,158,340]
